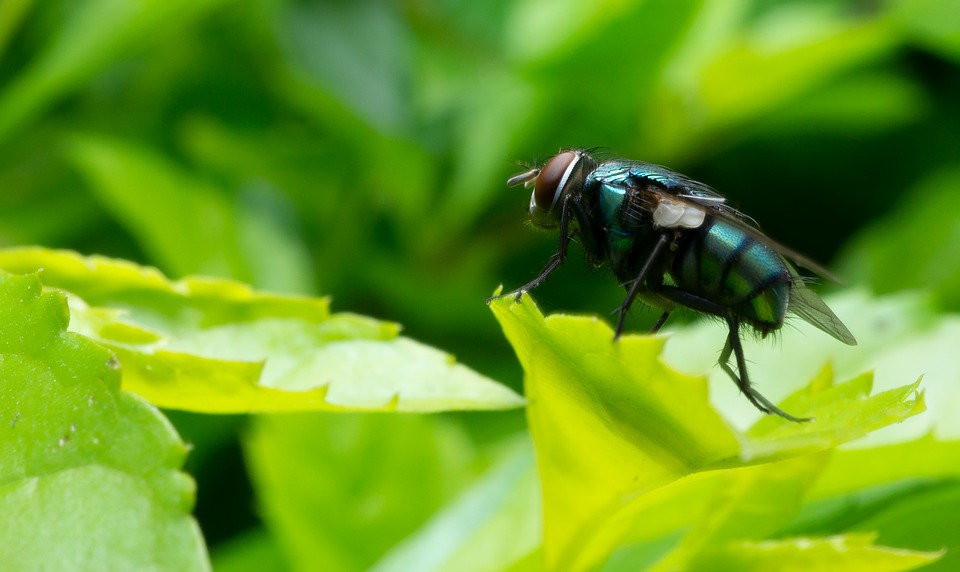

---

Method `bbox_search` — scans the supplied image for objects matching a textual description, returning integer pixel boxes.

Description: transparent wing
[788,281,857,345]
[617,160,854,343]
[621,160,842,280]
[651,186,839,281]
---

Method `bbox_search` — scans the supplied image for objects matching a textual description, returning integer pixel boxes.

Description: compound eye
[532,151,578,212]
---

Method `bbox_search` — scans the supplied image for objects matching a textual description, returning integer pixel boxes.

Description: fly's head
[507,149,597,228]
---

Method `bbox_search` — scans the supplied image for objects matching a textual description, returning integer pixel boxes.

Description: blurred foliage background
[1,0,958,568]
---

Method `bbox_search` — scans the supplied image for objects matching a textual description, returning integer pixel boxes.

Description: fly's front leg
[720,317,811,423]
[611,233,669,339]
[488,196,574,304]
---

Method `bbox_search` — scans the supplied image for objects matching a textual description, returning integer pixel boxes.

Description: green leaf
[606,439,951,571]
[647,4,898,157]
[698,14,895,129]
[849,482,960,572]
[65,134,253,281]
[0,248,524,413]
[490,294,740,569]
[791,437,960,572]
[210,529,288,572]
[280,1,411,136]
[245,413,478,572]
[890,0,960,62]
[0,271,207,570]
[0,0,230,143]
[0,0,34,60]
[489,295,925,571]
[652,454,832,569]
[636,455,941,572]
[662,291,960,444]
[811,435,960,499]
[505,0,646,64]
[702,534,942,572]
[370,438,541,572]
[741,367,925,463]
[66,133,314,294]
[755,72,928,136]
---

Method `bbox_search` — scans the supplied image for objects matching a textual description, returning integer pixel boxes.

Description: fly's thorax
[516,149,598,228]
[589,181,667,279]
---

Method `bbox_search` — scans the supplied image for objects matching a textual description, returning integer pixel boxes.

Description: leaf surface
[0,272,207,570]
[0,248,523,413]
[489,295,928,571]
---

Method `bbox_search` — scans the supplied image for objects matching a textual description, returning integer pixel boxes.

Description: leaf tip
[385,392,401,412]
[809,361,835,392]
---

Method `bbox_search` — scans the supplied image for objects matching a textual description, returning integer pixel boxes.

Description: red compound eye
[532,151,577,212]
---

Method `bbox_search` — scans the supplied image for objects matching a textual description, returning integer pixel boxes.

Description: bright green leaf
[490,294,739,570]
[0,271,207,570]
[651,453,831,571]
[702,534,941,572]
[640,455,939,571]
[663,291,960,444]
[490,295,925,571]
[371,438,541,572]
[740,367,925,463]
[0,248,524,413]
[608,437,952,571]
[246,413,477,572]
[812,435,960,499]
[0,247,330,324]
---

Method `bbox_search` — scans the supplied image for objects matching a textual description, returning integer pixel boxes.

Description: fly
[492,149,857,422]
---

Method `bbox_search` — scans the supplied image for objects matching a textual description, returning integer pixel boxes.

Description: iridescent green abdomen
[672,220,792,332]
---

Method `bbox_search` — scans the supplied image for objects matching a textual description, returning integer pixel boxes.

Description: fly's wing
[623,160,841,279]
[624,161,856,343]
[628,162,731,205]
[639,166,840,281]
[788,279,857,345]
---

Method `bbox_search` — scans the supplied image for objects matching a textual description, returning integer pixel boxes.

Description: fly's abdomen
[674,220,792,332]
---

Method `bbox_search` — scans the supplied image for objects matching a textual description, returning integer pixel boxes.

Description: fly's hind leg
[652,285,810,423]
[719,316,811,423]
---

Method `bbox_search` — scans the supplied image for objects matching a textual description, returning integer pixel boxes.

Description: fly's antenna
[507,168,540,188]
